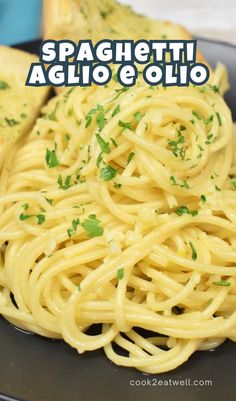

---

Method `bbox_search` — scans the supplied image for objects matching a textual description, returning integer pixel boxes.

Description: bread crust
[0,47,50,166]
[42,0,209,93]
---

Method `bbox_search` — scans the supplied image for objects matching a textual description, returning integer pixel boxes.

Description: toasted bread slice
[0,47,49,166]
[43,0,206,64]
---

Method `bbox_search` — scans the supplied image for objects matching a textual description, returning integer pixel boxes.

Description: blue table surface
[0,0,41,46]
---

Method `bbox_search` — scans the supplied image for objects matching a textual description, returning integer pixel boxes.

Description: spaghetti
[0,64,236,373]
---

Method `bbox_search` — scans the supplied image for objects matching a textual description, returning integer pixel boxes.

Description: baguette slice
[43,0,206,63]
[0,46,49,166]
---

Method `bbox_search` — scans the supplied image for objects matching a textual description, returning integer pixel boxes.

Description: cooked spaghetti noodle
[0,64,236,373]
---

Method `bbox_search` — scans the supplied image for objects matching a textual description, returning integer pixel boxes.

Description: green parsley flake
[215,185,221,192]
[19,213,32,221]
[134,111,143,123]
[96,152,103,167]
[127,152,135,164]
[112,105,121,117]
[231,179,236,190]
[110,138,118,148]
[170,176,189,189]
[96,111,107,131]
[213,280,231,287]
[19,212,45,225]
[36,214,45,225]
[100,165,117,181]
[175,206,198,216]
[57,174,72,190]
[192,110,201,120]
[45,197,53,205]
[118,120,134,131]
[189,242,197,261]
[210,85,219,93]
[48,102,59,122]
[112,73,118,82]
[216,112,222,127]
[67,218,80,238]
[46,149,59,168]
[22,203,29,210]
[5,118,19,127]
[81,214,104,237]
[117,268,124,280]
[205,134,214,145]
[205,115,214,125]
[168,131,186,160]
[113,182,122,189]
[96,134,111,154]
[85,108,96,128]
[0,81,10,90]
[200,195,207,203]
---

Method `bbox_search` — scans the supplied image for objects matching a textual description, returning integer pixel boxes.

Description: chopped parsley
[100,165,117,181]
[63,87,75,102]
[81,214,104,237]
[175,206,198,216]
[45,197,53,205]
[210,85,219,93]
[110,138,118,148]
[213,280,231,287]
[204,115,214,125]
[189,242,197,261]
[205,134,214,145]
[67,218,80,237]
[216,112,222,127]
[134,111,143,123]
[170,176,189,189]
[231,179,236,190]
[112,73,118,82]
[96,133,111,154]
[117,268,124,280]
[36,214,46,225]
[96,152,103,167]
[113,182,122,189]
[48,102,59,122]
[192,110,201,120]
[5,118,19,127]
[118,120,134,131]
[200,195,207,203]
[45,149,59,168]
[96,111,107,131]
[78,284,81,292]
[215,185,221,192]
[19,212,45,225]
[57,174,72,190]
[0,81,10,90]
[19,213,32,221]
[85,107,97,128]
[112,105,120,117]
[127,152,135,164]
[168,130,186,159]
[22,203,29,210]
[20,113,27,119]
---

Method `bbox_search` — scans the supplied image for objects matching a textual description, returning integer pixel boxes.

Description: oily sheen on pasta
[0,64,236,374]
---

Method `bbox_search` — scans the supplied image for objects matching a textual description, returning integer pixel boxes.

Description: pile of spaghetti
[0,64,236,373]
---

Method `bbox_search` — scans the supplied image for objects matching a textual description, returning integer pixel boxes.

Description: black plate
[1,39,236,401]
